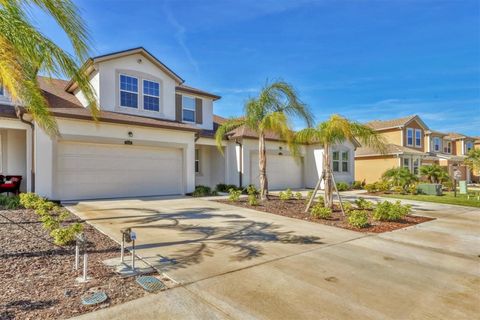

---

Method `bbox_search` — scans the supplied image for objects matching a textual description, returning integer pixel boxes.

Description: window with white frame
[195,149,200,173]
[415,129,422,147]
[143,80,160,111]
[413,158,420,175]
[120,75,138,108]
[182,96,195,122]
[403,158,410,169]
[444,141,451,153]
[332,150,349,172]
[433,137,441,152]
[466,141,474,153]
[406,128,414,146]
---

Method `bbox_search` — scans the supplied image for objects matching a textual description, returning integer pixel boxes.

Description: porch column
[25,126,33,192]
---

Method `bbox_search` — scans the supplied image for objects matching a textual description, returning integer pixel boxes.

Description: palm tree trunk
[259,132,269,200]
[323,143,334,208]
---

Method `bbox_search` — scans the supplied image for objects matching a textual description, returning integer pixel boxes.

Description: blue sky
[35,0,479,135]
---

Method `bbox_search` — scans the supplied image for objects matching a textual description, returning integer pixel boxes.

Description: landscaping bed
[0,208,147,319]
[216,196,433,233]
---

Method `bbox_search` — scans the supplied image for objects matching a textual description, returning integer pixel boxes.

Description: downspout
[15,106,35,192]
[235,139,243,188]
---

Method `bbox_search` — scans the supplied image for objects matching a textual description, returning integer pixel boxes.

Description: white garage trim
[54,140,184,200]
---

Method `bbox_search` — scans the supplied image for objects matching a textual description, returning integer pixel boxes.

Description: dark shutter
[175,94,182,122]
[195,98,203,124]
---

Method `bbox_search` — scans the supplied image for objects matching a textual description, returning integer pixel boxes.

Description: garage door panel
[55,141,183,200]
[250,154,303,190]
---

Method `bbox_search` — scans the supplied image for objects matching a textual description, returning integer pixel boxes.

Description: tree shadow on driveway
[89,206,322,272]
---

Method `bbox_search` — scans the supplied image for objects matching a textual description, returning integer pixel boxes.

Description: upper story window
[120,75,138,108]
[406,128,414,146]
[444,141,451,154]
[433,137,441,152]
[333,150,349,172]
[143,80,160,111]
[415,129,422,147]
[182,96,195,122]
[466,141,474,153]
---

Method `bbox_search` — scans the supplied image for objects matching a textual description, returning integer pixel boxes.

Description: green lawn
[380,191,480,208]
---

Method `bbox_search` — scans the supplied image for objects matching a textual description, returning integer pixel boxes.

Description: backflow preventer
[120,228,137,271]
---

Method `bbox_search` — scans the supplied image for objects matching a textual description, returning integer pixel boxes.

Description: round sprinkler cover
[136,276,166,292]
[81,291,108,306]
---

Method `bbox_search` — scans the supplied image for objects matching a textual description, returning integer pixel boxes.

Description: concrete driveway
[67,195,480,320]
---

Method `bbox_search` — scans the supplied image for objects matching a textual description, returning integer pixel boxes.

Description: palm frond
[214,118,246,154]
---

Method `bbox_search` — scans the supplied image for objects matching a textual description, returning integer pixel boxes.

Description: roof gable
[367,115,429,131]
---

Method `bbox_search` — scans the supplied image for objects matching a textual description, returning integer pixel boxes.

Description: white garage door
[55,141,183,200]
[250,154,303,190]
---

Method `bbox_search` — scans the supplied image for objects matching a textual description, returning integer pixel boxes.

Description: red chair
[0,175,23,195]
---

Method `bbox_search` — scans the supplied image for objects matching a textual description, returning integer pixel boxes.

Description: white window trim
[465,141,473,154]
[142,79,160,112]
[119,74,139,109]
[406,128,414,147]
[332,150,350,173]
[413,158,420,175]
[182,95,196,123]
[414,129,422,147]
[403,157,410,170]
[444,141,452,154]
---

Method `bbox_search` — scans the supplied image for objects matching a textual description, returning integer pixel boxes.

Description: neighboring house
[0,47,357,201]
[355,114,476,183]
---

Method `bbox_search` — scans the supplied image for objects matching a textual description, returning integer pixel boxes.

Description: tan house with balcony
[355,114,476,183]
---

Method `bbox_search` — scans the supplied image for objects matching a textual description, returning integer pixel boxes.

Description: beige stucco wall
[378,129,402,145]
[355,156,399,183]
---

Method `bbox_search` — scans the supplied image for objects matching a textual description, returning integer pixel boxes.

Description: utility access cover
[81,291,108,306]
[136,276,166,292]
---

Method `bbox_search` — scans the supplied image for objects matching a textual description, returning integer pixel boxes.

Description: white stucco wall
[34,117,196,200]
[0,118,32,192]
[195,144,226,188]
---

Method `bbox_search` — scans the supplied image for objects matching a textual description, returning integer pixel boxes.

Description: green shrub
[35,200,58,216]
[310,205,332,219]
[365,183,378,193]
[407,184,418,195]
[192,185,212,197]
[248,194,259,206]
[50,223,83,246]
[342,201,353,214]
[442,180,454,191]
[377,181,391,192]
[354,197,374,210]
[392,186,404,194]
[294,192,303,200]
[216,184,239,193]
[228,188,242,202]
[352,180,365,190]
[373,200,411,221]
[279,188,293,201]
[19,193,42,209]
[348,210,369,228]
[246,185,258,195]
[0,195,22,209]
[40,214,60,231]
[336,182,350,191]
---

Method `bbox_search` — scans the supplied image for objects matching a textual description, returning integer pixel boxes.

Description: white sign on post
[130,231,137,241]
[313,149,325,189]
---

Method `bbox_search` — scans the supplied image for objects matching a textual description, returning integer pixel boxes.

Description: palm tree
[215,81,314,200]
[465,149,480,172]
[419,164,444,183]
[296,114,386,209]
[382,167,418,191]
[0,0,97,134]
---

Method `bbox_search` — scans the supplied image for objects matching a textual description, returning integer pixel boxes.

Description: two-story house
[0,47,357,200]
[355,114,476,183]
[355,115,428,183]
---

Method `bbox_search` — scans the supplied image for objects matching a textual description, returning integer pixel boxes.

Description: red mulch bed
[216,196,434,233]
[0,208,149,320]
